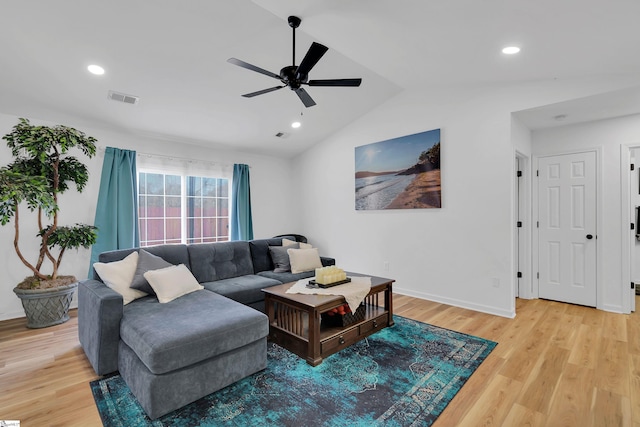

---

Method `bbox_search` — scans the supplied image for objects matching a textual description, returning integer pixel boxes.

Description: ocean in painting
[355,173,415,210]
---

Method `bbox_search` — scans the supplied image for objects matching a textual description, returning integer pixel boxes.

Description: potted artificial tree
[0,118,98,328]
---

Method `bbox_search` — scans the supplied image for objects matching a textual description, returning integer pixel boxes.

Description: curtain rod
[97,146,248,168]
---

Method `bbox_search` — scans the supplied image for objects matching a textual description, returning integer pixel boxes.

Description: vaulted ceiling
[1,0,639,157]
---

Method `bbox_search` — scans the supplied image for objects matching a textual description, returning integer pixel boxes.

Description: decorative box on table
[321,304,366,327]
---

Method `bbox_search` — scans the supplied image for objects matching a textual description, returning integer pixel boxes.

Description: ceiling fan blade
[307,78,362,87]
[227,58,281,80]
[295,87,316,108]
[295,42,329,79]
[241,86,285,98]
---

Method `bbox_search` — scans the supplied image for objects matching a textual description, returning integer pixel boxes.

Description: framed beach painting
[355,128,441,210]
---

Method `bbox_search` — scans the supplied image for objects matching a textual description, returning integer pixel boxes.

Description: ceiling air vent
[275,132,290,138]
[108,90,139,105]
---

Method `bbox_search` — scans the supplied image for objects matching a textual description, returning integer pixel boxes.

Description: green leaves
[3,118,97,160]
[39,224,98,250]
[2,118,96,195]
[418,143,440,169]
[0,168,56,225]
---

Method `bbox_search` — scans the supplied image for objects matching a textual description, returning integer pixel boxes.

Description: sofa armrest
[320,256,335,267]
[78,279,123,376]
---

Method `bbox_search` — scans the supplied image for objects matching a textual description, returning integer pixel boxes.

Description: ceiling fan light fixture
[87,64,105,75]
[502,46,521,55]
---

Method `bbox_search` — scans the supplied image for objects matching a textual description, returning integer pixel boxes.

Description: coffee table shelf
[262,273,394,366]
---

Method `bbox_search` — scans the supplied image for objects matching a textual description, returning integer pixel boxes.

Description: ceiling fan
[227,16,362,108]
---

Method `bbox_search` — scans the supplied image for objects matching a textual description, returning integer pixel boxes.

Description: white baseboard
[394,286,516,319]
[0,301,78,322]
[600,303,625,314]
[0,309,26,322]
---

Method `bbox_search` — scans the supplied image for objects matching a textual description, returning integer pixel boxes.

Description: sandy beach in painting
[386,170,441,209]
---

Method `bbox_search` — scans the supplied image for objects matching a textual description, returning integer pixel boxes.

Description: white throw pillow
[93,252,148,305]
[282,238,312,249]
[288,248,323,274]
[143,264,204,303]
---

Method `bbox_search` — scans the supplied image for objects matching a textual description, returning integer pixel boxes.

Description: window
[138,171,229,247]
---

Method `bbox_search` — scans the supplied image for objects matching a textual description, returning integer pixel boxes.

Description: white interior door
[538,151,597,306]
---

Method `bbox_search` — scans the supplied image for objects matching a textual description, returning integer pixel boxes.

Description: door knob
[586,234,593,239]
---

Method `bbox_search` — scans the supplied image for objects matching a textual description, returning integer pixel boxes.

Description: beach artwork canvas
[355,128,441,210]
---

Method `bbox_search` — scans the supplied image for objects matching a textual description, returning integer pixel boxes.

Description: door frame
[514,150,532,299]
[620,143,639,313]
[532,147,603,309]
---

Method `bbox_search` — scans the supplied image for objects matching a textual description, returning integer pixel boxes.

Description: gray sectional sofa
[78,236,334,419]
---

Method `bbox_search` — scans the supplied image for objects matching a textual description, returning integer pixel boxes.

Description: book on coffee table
[308,277,352,288]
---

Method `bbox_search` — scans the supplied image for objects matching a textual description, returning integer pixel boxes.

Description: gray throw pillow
[269,243,299,273]
[130,249,173,295]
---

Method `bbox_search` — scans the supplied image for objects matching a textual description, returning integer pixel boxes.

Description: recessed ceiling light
[502,46,520,55]
[87,64,105,75]
[291,121,301,129]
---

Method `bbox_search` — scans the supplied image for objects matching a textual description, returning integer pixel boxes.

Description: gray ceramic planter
[13,282,78,328]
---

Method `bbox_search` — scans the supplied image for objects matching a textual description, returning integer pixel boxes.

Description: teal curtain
[230,164,253,240]
[89,147,139,273]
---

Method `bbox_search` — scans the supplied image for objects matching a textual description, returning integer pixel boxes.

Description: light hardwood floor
[0,295,638,426]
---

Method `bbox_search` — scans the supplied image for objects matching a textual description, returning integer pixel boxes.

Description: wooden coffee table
[262,273,394,366]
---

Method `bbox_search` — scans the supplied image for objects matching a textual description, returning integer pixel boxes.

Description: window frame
[137,169,230,247]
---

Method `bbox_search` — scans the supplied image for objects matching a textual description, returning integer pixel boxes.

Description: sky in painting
[355,128,440,173]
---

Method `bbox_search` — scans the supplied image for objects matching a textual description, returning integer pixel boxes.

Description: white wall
[512,116,533,157]
[532,114,640,312]
[292,77,640,318]
[0,112,298,321]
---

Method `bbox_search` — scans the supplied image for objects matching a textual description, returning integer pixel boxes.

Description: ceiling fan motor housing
[288,16,301,28]
[280,65,307,89]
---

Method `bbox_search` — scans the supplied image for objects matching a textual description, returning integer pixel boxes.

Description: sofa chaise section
[120,291,267,375]
[118,290,268,419]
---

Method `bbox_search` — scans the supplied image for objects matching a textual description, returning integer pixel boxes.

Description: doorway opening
[621,145,639,313]
[515,152,531,299]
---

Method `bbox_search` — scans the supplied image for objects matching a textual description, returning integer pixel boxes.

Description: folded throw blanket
[286,276,372,312]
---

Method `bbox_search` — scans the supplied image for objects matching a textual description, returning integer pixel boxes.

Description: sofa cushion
[93,252,147,305]
[144,264,204,303]
[187,241,254,282]
[131,249,174,294]
[257,269,316,284]
[249,238,285,273]
[269,243,299,273]
[201,275,281,305]
[120,291,268,375]
[288,248,323,274]
[95,245,190,280]
[283,238,312,249]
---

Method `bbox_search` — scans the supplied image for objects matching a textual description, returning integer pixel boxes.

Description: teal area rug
[91,316,497,426]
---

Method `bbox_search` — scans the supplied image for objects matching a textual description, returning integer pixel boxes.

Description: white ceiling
[514,86,640,130]
[1,0,640,157]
